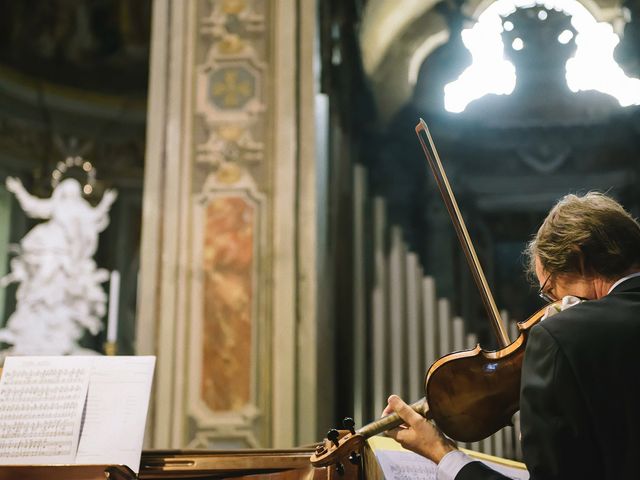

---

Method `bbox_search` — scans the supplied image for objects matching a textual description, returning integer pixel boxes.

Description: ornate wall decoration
[189,171,264,448]
[202,195,254,411]
[0,1,151,93]
[516,145,571,174]
[209,66,257,110]
[195,0,266,180]
[187,0,269,448]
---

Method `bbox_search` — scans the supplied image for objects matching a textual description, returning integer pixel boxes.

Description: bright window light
[443,19,516,113]
[444,0,640,112]
[558,29,574,44]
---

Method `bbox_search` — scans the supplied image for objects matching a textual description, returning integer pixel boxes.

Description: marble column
[137,0,322,449]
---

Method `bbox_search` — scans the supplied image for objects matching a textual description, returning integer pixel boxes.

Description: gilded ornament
[219,34,246,54]
[222,0,246,14]
[219,124,244,141]
[216,162,242,184]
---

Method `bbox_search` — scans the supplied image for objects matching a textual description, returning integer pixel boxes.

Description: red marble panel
[202,195,254,412]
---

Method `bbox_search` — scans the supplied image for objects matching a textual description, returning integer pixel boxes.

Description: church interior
[0,0,639,475]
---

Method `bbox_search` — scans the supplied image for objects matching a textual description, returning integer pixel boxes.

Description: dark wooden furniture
[0,448,361,479]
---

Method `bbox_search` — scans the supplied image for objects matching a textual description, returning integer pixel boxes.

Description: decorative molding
[141,0,316,449]
[516,145,571,174]
[194,0,267,186]
[186,0,271,448]
[188,171,266,446]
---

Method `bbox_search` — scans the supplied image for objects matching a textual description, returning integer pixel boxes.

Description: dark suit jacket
[457,276,640,480]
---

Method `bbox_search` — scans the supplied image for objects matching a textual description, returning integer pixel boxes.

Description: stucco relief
[187,0,269,447]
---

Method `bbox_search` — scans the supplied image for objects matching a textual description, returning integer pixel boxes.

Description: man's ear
[574,247,591,278]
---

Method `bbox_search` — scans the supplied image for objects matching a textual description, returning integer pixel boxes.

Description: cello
[310,119,552,471]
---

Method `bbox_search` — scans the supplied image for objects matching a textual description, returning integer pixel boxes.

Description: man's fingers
[387,395,424,427]
[384,425,403,441]
[381,404,394,417]
[394,425,414,447]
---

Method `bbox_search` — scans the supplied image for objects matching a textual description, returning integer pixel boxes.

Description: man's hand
[383,394,456,463]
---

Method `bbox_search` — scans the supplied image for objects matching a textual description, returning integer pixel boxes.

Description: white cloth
[437,450,475,480]
[540,295,583,321]
[607,271,640,294]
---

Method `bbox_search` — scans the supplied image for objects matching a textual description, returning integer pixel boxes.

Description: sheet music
[375,448,439,480]
[75,356,155,473]
[0,356,90,464]
[369,436,529,480]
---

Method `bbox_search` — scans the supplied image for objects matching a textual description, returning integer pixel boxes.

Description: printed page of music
[0,356,90,464]
[75,355,155,473]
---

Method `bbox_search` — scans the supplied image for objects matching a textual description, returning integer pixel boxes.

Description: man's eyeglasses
[538,274,555,303]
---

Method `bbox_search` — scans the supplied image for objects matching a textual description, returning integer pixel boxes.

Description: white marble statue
[0,177,117,355]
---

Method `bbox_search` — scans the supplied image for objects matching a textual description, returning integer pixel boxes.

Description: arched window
[445,0,640,112]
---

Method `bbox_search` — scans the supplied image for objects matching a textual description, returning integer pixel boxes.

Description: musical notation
[0,355,155,473]
[0,357,90,464]
[0,439,74,457]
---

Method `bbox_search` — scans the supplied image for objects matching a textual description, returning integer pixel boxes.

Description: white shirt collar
[607,271,640,294]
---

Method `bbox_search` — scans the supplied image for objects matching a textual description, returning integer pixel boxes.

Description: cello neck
[356,398,429,438]
[415,119,510,348]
